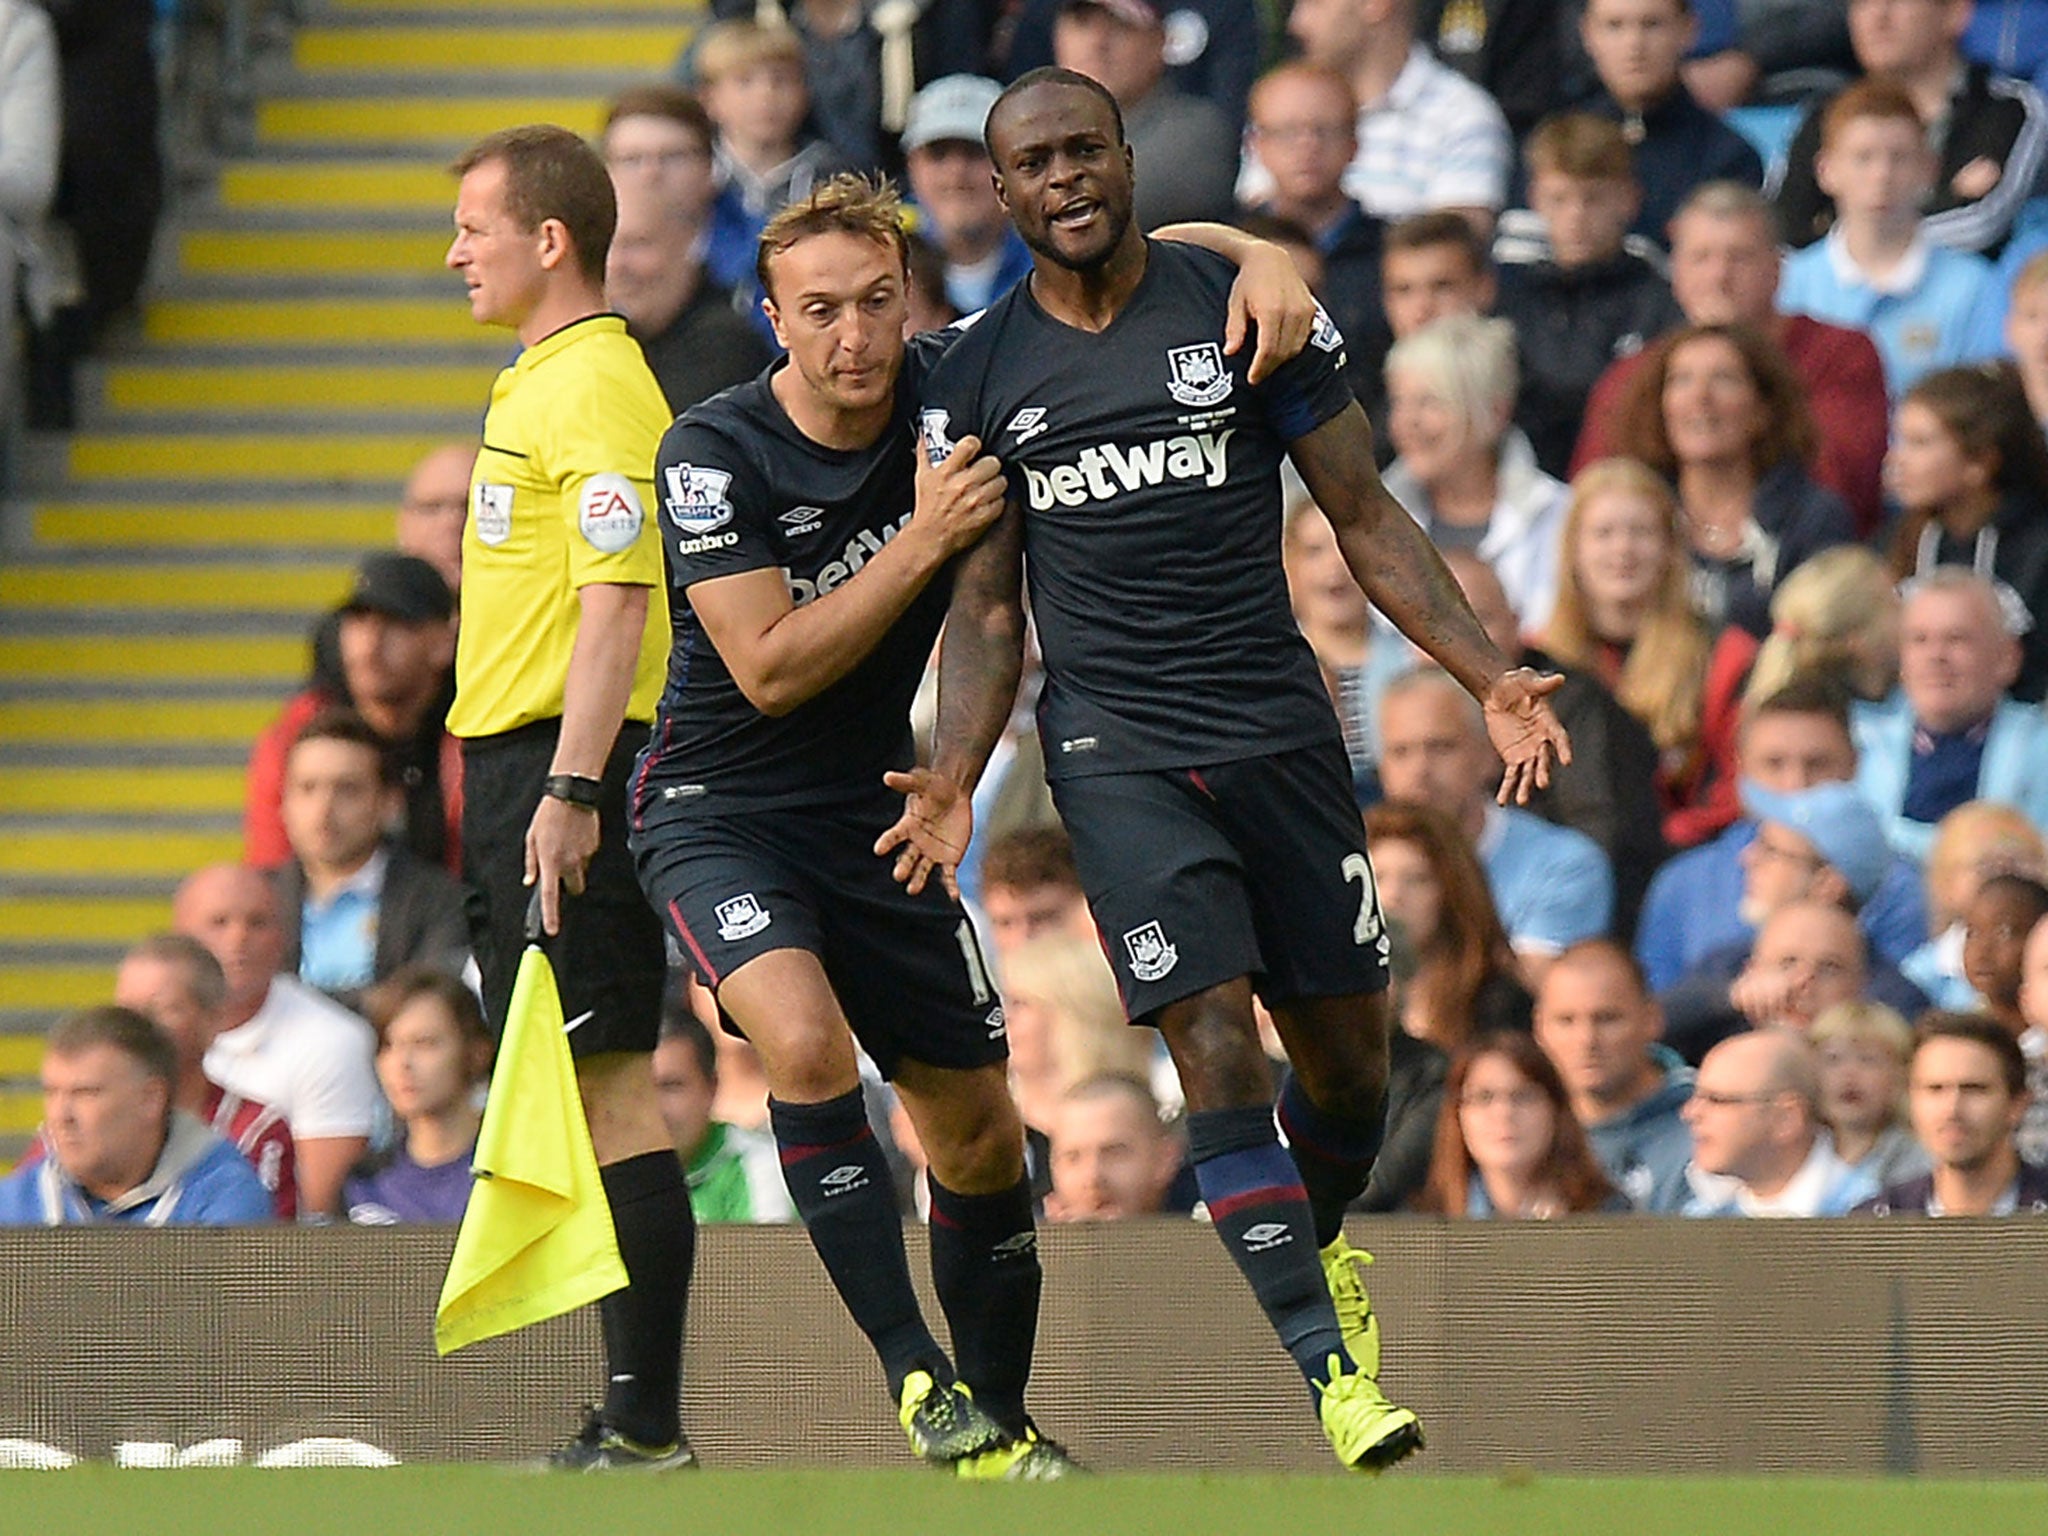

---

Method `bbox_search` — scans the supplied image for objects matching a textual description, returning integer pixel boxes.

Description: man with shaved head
[171,863,378,1216]
[1681,1028,1877,1216]
[1534,940,1693,1210]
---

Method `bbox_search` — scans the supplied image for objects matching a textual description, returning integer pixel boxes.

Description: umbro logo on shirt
[778,505,825,536]
[1005,406,1050,444]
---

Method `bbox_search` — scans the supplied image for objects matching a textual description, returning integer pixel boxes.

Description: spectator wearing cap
[1052,0,1239,228]
[1660,778,1930,1059]
[272,709,472,1013]
[1860,1012,2048,1215]
[1681,1027,1877,1216]
[245,552,463,877]
[1637,679,1930,992]
[900,75,1033,315]
[1851,567,2048,864]
[0,1006,274,1227]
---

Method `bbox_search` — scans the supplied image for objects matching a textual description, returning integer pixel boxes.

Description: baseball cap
[1740,779,1890,905]
[340,552,455,625]
[1059,0,1164,29]
[902,75,1004,153]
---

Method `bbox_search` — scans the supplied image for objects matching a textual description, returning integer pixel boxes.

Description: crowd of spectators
[15,0,2048,1230]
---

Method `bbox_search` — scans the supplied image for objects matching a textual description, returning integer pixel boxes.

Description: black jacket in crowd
[1497,249,1685,477]
[271,846,473,1017]
[1772,61,2048,256]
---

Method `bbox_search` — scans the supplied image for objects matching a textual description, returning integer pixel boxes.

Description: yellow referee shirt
[450,314,672,739]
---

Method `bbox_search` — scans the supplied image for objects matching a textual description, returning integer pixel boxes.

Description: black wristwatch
[542,773,603,811]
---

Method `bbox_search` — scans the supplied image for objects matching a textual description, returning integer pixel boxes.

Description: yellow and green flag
[435,944,626,1355]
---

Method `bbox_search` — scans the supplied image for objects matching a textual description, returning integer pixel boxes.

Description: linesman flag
[435,936,626,1355]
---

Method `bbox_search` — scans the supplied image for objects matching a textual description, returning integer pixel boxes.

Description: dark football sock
[1188,1105,1348,1389]
[1277,1071,1387,1249]
[597,1150,696,1447]
[928,1174,1041,1437]
[771,1089,948,1397]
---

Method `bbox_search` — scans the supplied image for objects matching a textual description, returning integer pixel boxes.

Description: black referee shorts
[1050,739,1392,1023]
[631,792,1009,1081]
[461,719,666,1059]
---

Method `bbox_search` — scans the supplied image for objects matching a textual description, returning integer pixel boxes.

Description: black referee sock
[771,1090,949,1398]
[1188,1105,1348,1390]
[597,1150,696,1448]
[928,1175,1040,1438]
[1277,1072,1387,1249]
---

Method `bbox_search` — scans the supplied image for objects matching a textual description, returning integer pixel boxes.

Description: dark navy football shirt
[632,332,958,821]
[919,239,1355,779]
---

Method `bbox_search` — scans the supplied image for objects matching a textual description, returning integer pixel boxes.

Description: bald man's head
[171,864,286,1014]
[1441,551,1522,662]
[397,443,474,593]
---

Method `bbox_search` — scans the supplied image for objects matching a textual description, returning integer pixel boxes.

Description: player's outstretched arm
[1291,402,1574,804]
[875,496,1027,895]
[689,436,1006,718]
[1152,222,1315,384]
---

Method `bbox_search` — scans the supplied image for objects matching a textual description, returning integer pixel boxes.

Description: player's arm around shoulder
[1291,404,1573,804]
[1152,223,1317,383]
[681,427,1006,719]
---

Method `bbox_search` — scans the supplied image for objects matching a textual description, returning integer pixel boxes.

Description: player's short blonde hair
[1525,112,1633,183]
[757,173,910,302]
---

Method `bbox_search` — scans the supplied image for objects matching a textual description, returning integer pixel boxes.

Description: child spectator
[695,20,847,313]
[1416,1029,1627,1216]
[1496,113,1685,476]
[342,969,491,1225]
[1999,251,2048,424]
[1961,873,2048,1033]
[1777,81,1992,395]
[2015,913,2048,1161]
[1898,800,2048,1006]
[1885,363,2048,701]
[1809,1000,1929,1191]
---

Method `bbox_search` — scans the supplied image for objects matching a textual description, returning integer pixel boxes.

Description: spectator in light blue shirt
[1777,79,1990,395]
[1378,666,1615,979]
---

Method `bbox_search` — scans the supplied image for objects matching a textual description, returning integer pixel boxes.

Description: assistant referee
[444,124,695,1470]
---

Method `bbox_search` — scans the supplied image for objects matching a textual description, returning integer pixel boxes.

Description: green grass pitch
[5,1469,2046,1536]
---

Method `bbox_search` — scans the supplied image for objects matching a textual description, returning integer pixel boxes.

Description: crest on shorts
[715,892,771,942]
[1165,343,1232,408]
[663,463,733,535]
[1122,920,1179,983]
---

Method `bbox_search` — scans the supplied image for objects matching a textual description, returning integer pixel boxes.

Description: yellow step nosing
[32,505,399,548]
[257,96,607,144]
[295,26,684,72]
[105,362,493,413]
[181,229,455,276]
[0,1039,45,1073]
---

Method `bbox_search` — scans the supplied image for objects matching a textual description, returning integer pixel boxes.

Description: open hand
[1484,669,1573,805]
[874,766,973,897]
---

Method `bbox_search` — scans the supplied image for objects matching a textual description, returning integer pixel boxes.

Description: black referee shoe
[545,1407,698,1472]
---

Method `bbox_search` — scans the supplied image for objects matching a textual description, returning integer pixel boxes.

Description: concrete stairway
[0,0,698,1155]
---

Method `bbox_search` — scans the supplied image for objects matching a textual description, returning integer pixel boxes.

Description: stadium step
[0,1,703,1125]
